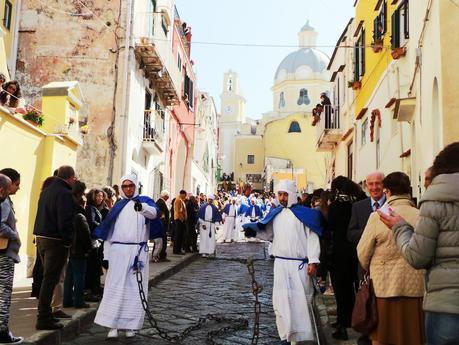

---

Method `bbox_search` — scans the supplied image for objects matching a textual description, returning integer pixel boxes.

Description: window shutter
[184,74,189,99]
[354,43,360,80]
[373,17,379,41]
[391,9,400,49]
[381,1,387,34]
[360,30,366,76]
[404,0,410,39]
[189,79,194,108]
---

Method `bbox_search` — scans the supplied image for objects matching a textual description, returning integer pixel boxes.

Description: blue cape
[198,203,222,223]
[238,203,249,215]
[222,203,237,216]
[95,195,163,241]
[242,204,323,237]
[244,204,263,218]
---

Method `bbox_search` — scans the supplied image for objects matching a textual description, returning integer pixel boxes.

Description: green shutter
[391,9,400,49]
[361,30,366,76]
[354,43,360,80]
[404,0,410,39]
[382,1,387,34]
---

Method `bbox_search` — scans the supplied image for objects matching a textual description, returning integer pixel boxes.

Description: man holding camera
[93,174,162,339]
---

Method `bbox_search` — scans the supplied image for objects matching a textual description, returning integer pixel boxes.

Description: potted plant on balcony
[391,46,407,60]
[22,106,44,127]
[347,80,362,90]
[371,38,384,53]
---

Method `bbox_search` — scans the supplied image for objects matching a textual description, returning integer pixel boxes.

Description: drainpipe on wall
[170,109,190,191]
[119,0,134,181]
[10,0,21,79]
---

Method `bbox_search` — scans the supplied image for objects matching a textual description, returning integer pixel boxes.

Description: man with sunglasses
[93,174,162,339]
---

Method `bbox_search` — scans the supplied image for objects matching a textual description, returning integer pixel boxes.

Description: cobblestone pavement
[62,242,284,345]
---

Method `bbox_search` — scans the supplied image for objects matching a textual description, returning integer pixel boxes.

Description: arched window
[297,88,311,105]
[279,92,286,109]
[288,121,301,133]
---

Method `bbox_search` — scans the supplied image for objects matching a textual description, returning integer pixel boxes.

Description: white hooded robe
[94,176,158,330]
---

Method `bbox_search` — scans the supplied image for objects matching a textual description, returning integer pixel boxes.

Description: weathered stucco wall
[16,0,122,187]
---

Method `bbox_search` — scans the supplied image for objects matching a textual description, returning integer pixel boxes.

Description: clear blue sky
[175,0,355,118]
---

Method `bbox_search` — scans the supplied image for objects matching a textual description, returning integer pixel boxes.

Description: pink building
[168,10,196,195]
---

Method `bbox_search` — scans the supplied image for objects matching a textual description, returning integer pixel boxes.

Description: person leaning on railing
[0,81,26,114]
[378,142,459,345]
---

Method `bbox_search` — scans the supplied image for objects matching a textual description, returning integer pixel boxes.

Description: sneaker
[125,330,135,338]
[52,310,72,319]
[36,320,64,330]
[106,329,118,338]
[0,330,23,344]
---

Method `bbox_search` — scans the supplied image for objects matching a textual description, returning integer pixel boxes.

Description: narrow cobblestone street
[62,242,282,345]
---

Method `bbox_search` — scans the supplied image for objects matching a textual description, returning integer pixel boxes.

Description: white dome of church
[274,21,330,82]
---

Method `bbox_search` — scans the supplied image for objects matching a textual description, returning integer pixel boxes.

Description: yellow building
[322,0,459,199]
[220,23,331,192]
[0,81,83,281]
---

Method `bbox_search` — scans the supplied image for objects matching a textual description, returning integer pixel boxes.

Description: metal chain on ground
[134,255,263,344]
[246,257,262,345]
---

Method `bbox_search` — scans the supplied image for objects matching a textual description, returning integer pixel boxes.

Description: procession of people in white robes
[88,175,321,344]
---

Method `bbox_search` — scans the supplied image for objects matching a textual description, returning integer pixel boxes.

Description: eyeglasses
[121,184,136,189]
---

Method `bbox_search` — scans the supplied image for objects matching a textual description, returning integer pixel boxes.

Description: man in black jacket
[347,172,385,247]
[33,166,77,330]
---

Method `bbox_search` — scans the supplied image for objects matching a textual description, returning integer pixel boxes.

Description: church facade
[219,23,332,192]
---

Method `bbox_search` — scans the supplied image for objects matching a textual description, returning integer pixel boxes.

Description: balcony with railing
[314,105,343,152]
[142,110,165,153]
[134,37,178,107]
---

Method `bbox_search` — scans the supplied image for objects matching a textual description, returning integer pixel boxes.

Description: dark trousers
[63,257,87,307]
[186,221,198,252]
[36,237,69,321]
[85,247,102,295]
[159,225,168,259]
[31,247,43,298]
[330,268,356,327]
[173,220,185,254]
[426,312,459,345]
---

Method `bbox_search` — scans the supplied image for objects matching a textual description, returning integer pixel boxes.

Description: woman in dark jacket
[84,188,105,301]
[63,190,92,308]
[328,176,366,340]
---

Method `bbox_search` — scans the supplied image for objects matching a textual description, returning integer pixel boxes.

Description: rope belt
[201,221,217,238]
[112,241,148,271]
[274,256,309,270]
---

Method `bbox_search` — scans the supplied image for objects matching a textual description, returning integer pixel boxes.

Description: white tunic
[94,201,157,330]
[257,208,320,342]
[199,205,218,254]
[222,204,238,242]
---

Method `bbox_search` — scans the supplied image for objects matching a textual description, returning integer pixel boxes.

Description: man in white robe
[222,198,238,242]
[93,175,161,339]
[244,180,322,344]
[198,194,222,257]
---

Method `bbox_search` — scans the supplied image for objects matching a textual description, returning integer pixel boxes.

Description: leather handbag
[351,273,378,334]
